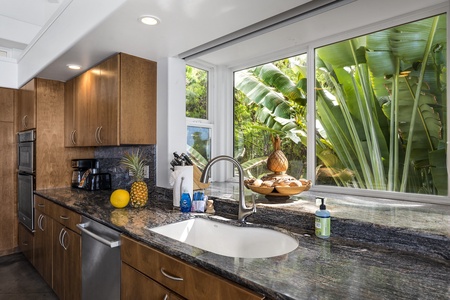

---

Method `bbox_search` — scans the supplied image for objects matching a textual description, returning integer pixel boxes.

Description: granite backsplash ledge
[94,145,156,192]
[169,182,450,262]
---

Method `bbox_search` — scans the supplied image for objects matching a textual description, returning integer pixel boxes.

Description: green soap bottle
[315,197,330,238]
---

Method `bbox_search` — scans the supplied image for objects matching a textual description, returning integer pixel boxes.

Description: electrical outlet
[144,165,149,179]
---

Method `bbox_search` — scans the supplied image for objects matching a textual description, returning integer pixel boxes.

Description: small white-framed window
[186,63,214,168]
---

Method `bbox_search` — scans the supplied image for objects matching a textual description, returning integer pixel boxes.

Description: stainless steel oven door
[18,173,35,231]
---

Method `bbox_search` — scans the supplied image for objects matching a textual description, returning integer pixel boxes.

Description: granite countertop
[35,187,450,300]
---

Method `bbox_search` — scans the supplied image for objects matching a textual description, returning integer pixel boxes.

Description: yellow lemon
[110,189,130,208]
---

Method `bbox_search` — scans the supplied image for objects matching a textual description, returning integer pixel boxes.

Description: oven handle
[76,222,121,248]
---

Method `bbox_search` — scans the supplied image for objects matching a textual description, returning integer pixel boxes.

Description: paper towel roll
[172,166,193,207]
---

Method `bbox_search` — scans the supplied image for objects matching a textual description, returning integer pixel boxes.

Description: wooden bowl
[274,185,308,195]
[248,185,274,195]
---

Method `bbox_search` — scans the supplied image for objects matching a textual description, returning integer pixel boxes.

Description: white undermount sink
[149,218,299,258]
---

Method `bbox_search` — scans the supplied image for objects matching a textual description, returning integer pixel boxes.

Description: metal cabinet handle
[58,228,64,246]
[160,268,184,281]
[22,115,28,129]
[37,203,45,208]
[38,214,45,231]
[62,230,68,250]
[60,215,69,220]
[22,241,28,246]
[41,214,45,231]
[95,126,102,144]
[76,222,120,248]
[163,295,169,300]
[71,130,77,145]
[97,126,103,144]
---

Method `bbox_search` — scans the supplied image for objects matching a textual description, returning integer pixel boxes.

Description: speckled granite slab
[35,187,450,300]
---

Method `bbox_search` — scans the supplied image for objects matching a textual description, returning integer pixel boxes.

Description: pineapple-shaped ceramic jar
[121,150,148,208]
[267,135,289,174]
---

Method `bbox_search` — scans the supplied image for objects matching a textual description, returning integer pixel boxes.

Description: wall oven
[18,129,36,232]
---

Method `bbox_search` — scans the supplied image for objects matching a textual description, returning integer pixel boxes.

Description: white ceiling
[0,0,318,87]
[0,0,447,88]
[0,0,62,50]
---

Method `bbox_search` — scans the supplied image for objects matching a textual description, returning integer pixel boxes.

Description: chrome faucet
[200,155,256,223]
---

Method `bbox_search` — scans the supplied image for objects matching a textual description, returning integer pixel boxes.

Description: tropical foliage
[186,65,208,119]
[234,14,447,195]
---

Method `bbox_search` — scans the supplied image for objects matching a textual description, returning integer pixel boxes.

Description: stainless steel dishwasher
[76,216,121,300]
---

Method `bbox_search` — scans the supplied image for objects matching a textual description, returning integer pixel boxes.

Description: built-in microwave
[18,130,35,174]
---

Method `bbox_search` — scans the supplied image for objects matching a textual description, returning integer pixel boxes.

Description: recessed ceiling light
[139,15,160,26]
[67,64,81,70]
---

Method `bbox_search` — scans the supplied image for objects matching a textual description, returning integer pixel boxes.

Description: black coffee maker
[71,159,111,190]
[71,159,99,188]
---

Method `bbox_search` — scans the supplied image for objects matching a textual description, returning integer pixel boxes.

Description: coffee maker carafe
[71,159,99,188]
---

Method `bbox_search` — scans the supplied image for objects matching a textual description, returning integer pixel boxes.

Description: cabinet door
[53,223,65,299]
[73,71,96,146]
[120,53,156,144]
[122,262,184,300]
[17,79,36,131]
[64,79,77,147]
[34,211,53,287]
[95,55,119,146]
[63,227,82,300]
[53,223,81,300]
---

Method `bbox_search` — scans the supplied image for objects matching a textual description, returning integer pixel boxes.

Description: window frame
[227,5,449,205]
[184,61,215,164]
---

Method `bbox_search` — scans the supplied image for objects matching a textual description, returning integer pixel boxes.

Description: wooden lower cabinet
[33,195,82,300]
[53,222,81,300]
[34,210,53,286]
[121,235,264,300]
[122,262,183,300]
[18,223,34,263]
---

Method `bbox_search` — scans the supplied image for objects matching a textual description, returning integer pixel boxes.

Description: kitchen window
[234,54,307,179]
[314,13,447,197]
[186,64,213,167]
[232,12,448,203]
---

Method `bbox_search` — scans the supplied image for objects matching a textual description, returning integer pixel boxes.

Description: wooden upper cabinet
[95,54,120,146]
[18,79,37,131]
[64,53,156,147]
[0,88,15,122]
[120,53,156,145]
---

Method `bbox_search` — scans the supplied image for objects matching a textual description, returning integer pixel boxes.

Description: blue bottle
[315,197,330,238]
[180,189,191,213]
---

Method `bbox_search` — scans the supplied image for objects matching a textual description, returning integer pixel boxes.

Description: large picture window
[315,14,447,195]
[233,13,447,200]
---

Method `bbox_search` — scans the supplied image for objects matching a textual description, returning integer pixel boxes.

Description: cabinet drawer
[35,195,49,214]
[122,262,184,300]
[121,235,264,300]
[18,223,34,263]
[49,201,81,233]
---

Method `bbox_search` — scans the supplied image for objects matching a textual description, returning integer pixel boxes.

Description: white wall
[156,57,188,189]
[0,60,18,89]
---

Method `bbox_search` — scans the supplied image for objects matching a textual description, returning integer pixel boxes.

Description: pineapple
[267,135,289,173]
[121,150,148,208]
